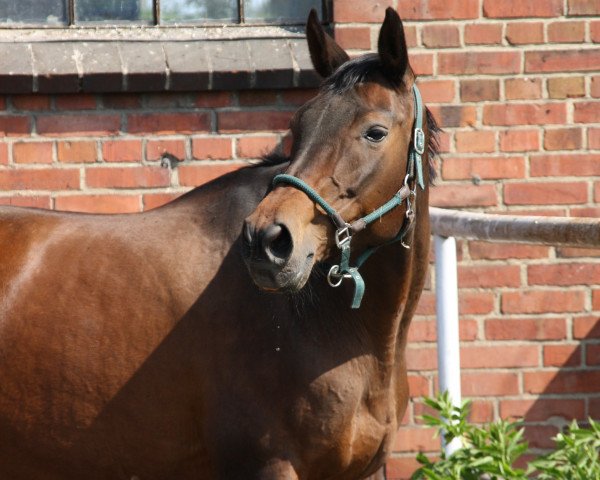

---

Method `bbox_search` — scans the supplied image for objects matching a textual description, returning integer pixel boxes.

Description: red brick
[438,52,521,75]
[0,116,31,136]
[0,143,7,165]
[218,111,293,133]
[0,196,51,208]
[238,91,278,107]
[543,344,581,367]
[504,78,542,100]
[464,24,503,45]
[500,130,539,152]
[548,76,585,99]
[557,246,600,258]
[143,192,183,211]
[417,80,456,103]
[102,140,142,162]
[526,49,600,73]
[530,153,600,176]
[458,265,521,288]
[460,292,496,315]
[385,458,422,479]
[505,181,587,205]
[548,21,586,43]
[334,27,372,50]
[543,128,582,151]
[485,317,567,341]
[55,94,96,110]
[406,347,437,371]
[57,141,97,163]
[574,102,600,123]
[422,24,460,48]
[407,319,478,343]
[460,79,499,101]
[502,289,586,314]
[461,345,539,369]
[128,113,209,134]
[529,263,600,286]
[0,169,79,190]
[407,374,430,397]
[595,291,600,311]
[455,130,496,153]
[393,427,439,452]
[589,127,600,149]
[526,425,559,449]
[470,241,550,260]
[469,400,495,423]
[281,89,318,107]
[178,164,242,187]
[37,115,120,136]
[573,315,600,339]
[102,94,142,109]
[86,166,170,189]
[430,184,497,208]
[506,22,545,44]
[461,372,520,396]
[334,0,394,22]
[195,91,232,108]
[586,344,600,365]
[428,105,476,128]
[403,26,418,48]
[146,139,186,161]
[192,137,233,160]
[410,53,434,75]
[143,93,195,109]
[568,0,600,15]
[55,195,140,213]
[13,142,53,164]
[398,0,479,20]
[236,136,278,158]
[484,0,563,17]
[593,21,600,42]
[11,95,50,111]
[483,104,567,125]
[524,370,600,394]
[501,398,585,421]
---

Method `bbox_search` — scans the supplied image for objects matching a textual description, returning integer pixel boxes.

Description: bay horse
[0,8,437,480]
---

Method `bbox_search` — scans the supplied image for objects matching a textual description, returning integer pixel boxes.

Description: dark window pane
[0,0,67,25]
[76,0,153,23]
[160,0,237,23]
[244,0,321,23]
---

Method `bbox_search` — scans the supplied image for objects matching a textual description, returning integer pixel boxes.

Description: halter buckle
[335,224,352,249]
[414,127,425,155]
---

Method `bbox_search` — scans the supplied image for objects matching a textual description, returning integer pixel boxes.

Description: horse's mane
[254,53,441,184]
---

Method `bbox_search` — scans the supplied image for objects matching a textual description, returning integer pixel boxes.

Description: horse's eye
[364,127,388,143]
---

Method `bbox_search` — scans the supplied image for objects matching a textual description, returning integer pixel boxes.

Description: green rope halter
[272,84,426,309]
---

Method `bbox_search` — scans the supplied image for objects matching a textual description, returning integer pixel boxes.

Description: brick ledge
[0,36,321,94]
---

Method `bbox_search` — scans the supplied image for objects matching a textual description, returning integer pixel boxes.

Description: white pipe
[434,235,462,456]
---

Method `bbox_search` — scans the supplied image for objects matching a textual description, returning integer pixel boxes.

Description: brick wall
[0,1,599,479]
[332,0,600,478]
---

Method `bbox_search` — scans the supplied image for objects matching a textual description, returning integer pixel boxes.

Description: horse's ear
[377,7,409,81]
[306,9,350,78]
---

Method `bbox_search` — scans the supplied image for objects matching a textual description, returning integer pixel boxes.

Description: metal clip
[414,127,425,155]
[327,265,350,287]
[335,224,352,249]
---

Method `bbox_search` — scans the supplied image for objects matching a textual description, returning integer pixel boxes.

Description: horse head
[242,8,431,299]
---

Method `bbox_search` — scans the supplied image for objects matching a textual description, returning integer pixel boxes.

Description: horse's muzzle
[242,220,313,292]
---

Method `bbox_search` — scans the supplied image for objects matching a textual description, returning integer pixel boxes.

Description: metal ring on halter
[327,265,353,287]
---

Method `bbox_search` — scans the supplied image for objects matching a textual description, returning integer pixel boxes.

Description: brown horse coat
[0,8,435,480]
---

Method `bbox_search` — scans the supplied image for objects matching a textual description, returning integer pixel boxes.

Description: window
[0,0,329,26]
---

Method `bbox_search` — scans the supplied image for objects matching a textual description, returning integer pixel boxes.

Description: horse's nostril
[262,223,293,262]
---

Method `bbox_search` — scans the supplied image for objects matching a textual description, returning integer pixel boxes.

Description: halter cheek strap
[272,84,425,309]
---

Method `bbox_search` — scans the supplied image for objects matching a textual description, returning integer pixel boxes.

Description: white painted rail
[428,207,600,456]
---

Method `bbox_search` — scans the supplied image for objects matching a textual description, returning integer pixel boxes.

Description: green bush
[411,392,600,480]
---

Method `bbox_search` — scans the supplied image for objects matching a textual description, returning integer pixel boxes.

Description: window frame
[0,0,332,28]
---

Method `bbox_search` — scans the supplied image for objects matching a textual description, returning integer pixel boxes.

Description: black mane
[256,53,441,183]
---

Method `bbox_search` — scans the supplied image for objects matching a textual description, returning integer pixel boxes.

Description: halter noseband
[272,84,426,309]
